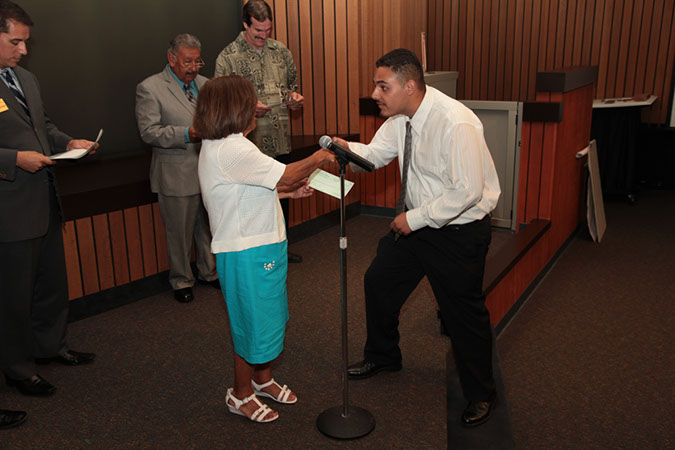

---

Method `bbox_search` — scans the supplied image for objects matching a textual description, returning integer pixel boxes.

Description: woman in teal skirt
[195,75,333,423]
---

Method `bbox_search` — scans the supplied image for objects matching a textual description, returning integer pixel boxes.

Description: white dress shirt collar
[408,86,434,135]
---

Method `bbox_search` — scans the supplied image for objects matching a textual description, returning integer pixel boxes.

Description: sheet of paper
[49,128,103,160]
[308,168,354,199]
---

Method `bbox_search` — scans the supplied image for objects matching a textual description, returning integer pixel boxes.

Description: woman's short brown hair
[193,75,257,140]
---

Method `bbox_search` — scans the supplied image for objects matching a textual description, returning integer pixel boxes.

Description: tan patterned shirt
[214,32,299,157]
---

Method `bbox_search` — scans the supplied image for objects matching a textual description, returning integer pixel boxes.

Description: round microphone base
[316,405,375,440]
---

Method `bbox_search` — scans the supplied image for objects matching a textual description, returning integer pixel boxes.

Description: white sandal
[226,388,278,423]
[251,378,297,404]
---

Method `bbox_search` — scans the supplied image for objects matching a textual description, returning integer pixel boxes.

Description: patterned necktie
[396,121,413,215]
[3,71,30,117]
[184,84,196,105]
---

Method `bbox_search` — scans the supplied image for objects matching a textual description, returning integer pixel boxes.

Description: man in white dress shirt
[334,49,501,427]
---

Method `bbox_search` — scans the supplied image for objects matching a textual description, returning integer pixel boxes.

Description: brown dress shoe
[461,395,497,427]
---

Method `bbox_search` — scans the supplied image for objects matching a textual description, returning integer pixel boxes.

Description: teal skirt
[216,241,288,364]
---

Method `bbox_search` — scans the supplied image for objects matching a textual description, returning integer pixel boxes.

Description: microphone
[319,135,375,172]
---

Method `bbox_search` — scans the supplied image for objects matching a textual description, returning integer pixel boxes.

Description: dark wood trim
[483,219,551,295]
[535,66,598,93]
[55,134,359,221]
[60,181,156,221]
[68,271,169,322]
[359,204,396,218]
[522,102,564,123]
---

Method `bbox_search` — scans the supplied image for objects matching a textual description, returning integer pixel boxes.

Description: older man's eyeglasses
[170,53,205,70]
[179,58,205,69]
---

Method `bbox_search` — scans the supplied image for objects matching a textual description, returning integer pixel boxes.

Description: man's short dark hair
[376,48,425,90]
[243,0,272,26]
[0,0,33,33]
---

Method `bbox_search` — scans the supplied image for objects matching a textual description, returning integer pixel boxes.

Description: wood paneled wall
[267,0,428,218]
[268,0,360,136]
[427,0,675,124]
[62,204,168,300]
[355,1,428,209]
[267,0,363,226]
[359,0,428,97]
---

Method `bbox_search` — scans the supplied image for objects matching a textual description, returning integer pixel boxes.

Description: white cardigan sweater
[198,133,286,253]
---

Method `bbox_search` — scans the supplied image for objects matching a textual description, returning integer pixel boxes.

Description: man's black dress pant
[363,215,495,401]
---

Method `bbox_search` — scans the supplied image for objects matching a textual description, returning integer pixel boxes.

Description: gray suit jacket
[135,65,207,197]
[0,66,72,242]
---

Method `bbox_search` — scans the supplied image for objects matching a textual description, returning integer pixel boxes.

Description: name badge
[0,98,8,113]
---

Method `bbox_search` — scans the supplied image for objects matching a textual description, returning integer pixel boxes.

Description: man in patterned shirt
[214,0,305,263]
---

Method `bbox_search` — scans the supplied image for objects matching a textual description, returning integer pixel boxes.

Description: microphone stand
[316,156,375,439]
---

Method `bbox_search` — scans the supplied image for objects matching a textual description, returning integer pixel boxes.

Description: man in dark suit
[135,34,218,303]
[0,0,95,397]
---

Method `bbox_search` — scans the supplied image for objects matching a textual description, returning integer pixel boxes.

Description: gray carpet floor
[496,188,674,448]
[2,189,673,448]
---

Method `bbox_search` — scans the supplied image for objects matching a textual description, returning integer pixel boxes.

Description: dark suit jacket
[0,66,72,242]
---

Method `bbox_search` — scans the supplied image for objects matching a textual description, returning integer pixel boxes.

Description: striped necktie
[184,84,196,105]
[3,71,30,117]
[396,121,413,215]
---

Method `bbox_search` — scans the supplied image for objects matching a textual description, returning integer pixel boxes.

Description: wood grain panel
[427,0,675,125]
[503,0,516,101]
[527,122,545,221]
[285,0,303,135]
[512,0,524,100]
[323,0,338,136]
[298,0,314,135]
[75,217,99,296]
[123,207,144,282]
[108,210,130,286]
[62,221,83,300]
[653,1,675,123]
[272,0,288,44]
[538,123,558,220]
[138,204,157,277]
[516,121,531,226]
[335,0,349,133]
[347,0,360,133]
[526,0,541,100]
[488,0,500,100]
[153,203,169,272]
[92,214,115,291]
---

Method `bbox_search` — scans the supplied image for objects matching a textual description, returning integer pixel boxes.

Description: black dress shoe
[288,252,303,263]
[347,360,402,379]
[174,287,194,303]
[0,409,27,429]
[198,278,221,290]
[37,350,96,366]
[461,395,497,427]
[5,375,56,397]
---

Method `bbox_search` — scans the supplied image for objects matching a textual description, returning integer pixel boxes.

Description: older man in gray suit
[136,34,218,303]
[0,0,96,398]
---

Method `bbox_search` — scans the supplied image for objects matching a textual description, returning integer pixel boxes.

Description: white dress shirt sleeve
[348,117,402,170]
